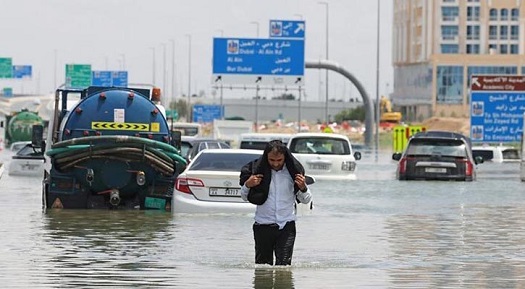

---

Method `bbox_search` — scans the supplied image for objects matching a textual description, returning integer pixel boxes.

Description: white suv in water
[287,133,361,180]
[472,145,520,163]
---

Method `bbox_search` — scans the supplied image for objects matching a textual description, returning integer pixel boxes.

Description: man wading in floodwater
[240,140,312,265]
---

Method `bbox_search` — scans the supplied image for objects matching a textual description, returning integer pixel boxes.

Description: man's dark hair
[264,139,287,155]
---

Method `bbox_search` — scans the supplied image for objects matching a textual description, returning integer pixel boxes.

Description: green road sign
[0,58,13,78]
[65,64,92,88]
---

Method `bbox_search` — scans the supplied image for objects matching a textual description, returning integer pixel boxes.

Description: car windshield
[406,139,467,157]
[16,145,43,156]
[289,137,350,155]
[502,148,520,160]
[180,141,192,157]
[473,149,494,161]
[189,152,260,171]
[240,141,268,150]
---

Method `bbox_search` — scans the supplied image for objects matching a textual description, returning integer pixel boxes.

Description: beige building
[392,0,525,121]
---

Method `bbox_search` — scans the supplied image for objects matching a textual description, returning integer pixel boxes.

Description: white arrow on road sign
[471,77,481,88]
[294,23,305,34]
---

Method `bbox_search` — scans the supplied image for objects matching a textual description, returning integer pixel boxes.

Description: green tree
[174,98,187,119]
[334,105,366,123]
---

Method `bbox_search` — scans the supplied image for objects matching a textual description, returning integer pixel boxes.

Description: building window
[441,44,459,54]
[442,7,459,21]
[468,66,517,87]
[512,8,519,21]
[511,25,519,40]
[467,25,480,40]
[489,9,498,21]
[467,7,480,21]
[436,66,463,104]
[500,26,508,40]
[442,25,459,40]
[510,44,519,54]
[489,26,497,40]
[500,44,508,54]
[466,44,480,54]
[501,9,509,21]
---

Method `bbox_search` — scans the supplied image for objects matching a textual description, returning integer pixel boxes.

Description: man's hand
[246,174,263,188]
[294,174,307,192]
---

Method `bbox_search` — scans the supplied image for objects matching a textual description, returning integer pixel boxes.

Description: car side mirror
[354,151,362,160]
[475,155,484,164]
[392,152,402,161]
[171,130,182,151]
[305,175,315,185]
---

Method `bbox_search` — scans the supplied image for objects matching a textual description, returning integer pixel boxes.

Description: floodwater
[1,149,525,288]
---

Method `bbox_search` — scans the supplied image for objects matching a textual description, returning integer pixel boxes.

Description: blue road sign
[92,70,128,87]
[92,71,112,86]
[470,75,525,143]
[269,20,305,39]
[112,71,128,87]
[212,37,304,86]
[192,104,223,123]
[12,65,32,79]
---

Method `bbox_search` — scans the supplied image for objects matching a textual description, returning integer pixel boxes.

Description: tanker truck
[42,86,186,210]
[2,109,45,148]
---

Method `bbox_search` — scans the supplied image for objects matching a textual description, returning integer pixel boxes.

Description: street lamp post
[149,47,156,84]
[186,34,192,122]
[53,49,57,89]
[318,1,329,124]
[250,21,260,130]
[375,0,381,157]
[120,53,126,70]
[170,39,176,108]
[162,43,167,97]
[298,86,302,133]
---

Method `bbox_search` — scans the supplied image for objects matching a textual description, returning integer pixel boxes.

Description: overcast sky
[1,0,393,103]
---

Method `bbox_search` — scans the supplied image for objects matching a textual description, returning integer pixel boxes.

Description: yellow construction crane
[379,96,402,129]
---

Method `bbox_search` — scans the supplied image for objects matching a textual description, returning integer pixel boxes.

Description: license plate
[21,164,40,171]
[309,163,330,170]
[209,187,241,197]
[425,167,447,173]
[145,197,166,209]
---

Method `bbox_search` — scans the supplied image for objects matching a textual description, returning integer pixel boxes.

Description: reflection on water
[253,267,294,289]
[41,210,178,287]
[1,151,525,288]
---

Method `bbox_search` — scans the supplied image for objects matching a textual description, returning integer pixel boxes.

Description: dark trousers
[253,221,296,266]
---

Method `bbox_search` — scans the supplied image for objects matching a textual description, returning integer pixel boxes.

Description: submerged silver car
[392,131,483,181]
[173,148,314,214]
[173,149,261,214]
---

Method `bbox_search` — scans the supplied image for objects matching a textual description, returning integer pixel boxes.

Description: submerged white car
[472,145,520,163]
[9,143,45,177]
[173,148,314,214]
[287,133,361,180]
[173,149,261,214]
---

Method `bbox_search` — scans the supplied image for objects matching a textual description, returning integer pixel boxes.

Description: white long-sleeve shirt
[241,164,312,229]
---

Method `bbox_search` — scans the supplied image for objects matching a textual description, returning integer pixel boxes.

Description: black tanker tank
[42,86,185,210]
